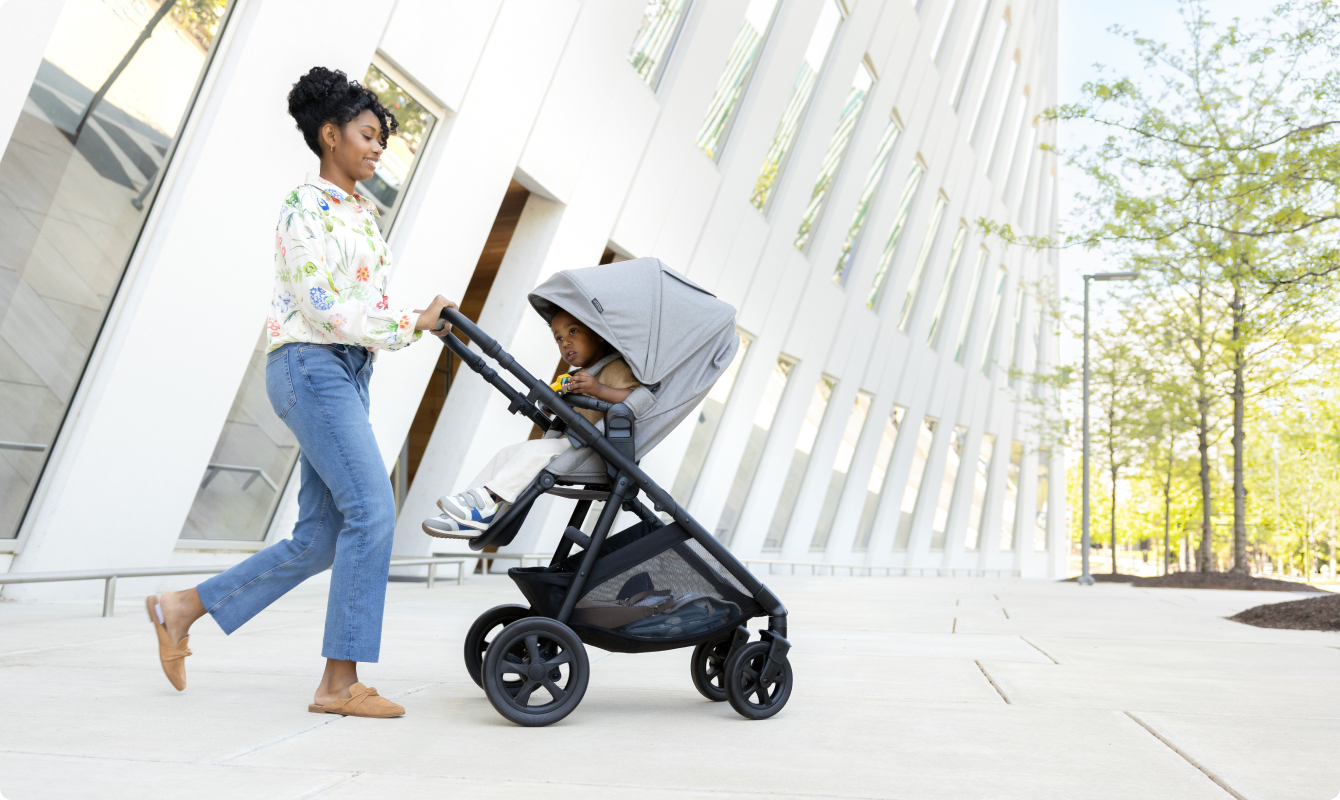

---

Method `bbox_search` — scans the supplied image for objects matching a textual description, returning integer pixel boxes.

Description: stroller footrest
[563,525,592,550]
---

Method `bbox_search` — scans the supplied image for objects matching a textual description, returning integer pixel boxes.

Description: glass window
[980,55,1019,160]
[1034,450,1050,550]
[894,416,936,550]
[1000,440,1022,550]
[980,266,1008,375]
[963,433,995,549]
[949,0,990,109]
[750,0,844,211]
[965,15,1010,142]
[628,0,693,90]
[1008,286,1026,388]
[670,332,751,504]
[179,60,439,542]
[929,424,968,549]
[991,86,1028,178]
[896,193,949,327]
[715,357,795,545]
[926,224,969,348]
[865,161,925,308]
[1004,119,1036,204]
[928,0,959,63]
[832,115,901,285]
[763,376,836,549]
[811,391,872,550]
[0,0,233,540]
[855,406,904,549]
[953,247,990,362]
[696,0,780,160]
[794,61,876,251]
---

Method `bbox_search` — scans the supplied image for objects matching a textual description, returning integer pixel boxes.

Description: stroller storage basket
[509,520,761,654]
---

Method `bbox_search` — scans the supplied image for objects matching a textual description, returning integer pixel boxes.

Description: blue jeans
[197,343,396,662]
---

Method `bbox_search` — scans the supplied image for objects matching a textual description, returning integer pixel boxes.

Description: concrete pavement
[1,572,1337,799]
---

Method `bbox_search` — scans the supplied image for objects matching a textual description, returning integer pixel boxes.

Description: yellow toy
[550,373,572,393]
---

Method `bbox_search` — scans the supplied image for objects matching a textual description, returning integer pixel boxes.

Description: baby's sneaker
[421,514,474,539]
[438,488,507,531]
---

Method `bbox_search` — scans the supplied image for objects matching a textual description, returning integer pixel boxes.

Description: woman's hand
[414,295,458,333]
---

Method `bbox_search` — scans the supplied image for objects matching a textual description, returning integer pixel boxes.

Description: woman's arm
[277,188,422,349]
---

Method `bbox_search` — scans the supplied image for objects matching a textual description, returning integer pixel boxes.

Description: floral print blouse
[266,173,421,352]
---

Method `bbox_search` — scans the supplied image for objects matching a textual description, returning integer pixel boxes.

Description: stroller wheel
[690,638,732,702]
[483,618,589,727]
[464,604,532,689]
[724,641,792,720]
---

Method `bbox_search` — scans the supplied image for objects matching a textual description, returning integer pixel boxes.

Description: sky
[1053,0,1273,371]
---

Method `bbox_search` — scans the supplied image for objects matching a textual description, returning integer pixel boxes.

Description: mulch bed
[1230,594,1340,631]
[1131,572,1329,592]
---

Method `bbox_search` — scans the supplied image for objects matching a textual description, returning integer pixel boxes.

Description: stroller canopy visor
[529,257,736,386]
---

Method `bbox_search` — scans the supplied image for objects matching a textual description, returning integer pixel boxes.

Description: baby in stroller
[422,308,648,537]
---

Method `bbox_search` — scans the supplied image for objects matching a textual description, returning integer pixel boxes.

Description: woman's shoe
[308,683,405,718]
[437,488,506,531]
[422,513,474,539]
[145,595,191,691]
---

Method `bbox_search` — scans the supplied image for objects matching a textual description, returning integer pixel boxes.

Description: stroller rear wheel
[464,604,532,688]
[724,641,792,720]
[690,638,732,702]
[483,617,589,727]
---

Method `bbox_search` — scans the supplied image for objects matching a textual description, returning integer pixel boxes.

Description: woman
[146,67,454,718]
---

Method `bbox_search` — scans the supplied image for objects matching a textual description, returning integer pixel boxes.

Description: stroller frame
[435,307,791,725]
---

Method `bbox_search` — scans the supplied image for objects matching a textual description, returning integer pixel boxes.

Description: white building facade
[0,0,1063,600]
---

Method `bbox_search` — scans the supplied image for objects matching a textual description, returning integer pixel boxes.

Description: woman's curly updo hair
[287,67,398,157]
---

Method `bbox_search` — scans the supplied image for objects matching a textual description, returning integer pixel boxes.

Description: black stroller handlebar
[431,308,786,621]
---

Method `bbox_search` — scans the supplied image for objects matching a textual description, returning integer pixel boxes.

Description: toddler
[423,307,640,537]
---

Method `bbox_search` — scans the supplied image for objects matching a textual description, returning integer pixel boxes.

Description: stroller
[430,257,792,727]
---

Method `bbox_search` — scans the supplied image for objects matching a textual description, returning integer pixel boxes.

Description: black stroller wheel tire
[483,618,589,727]
[464,604,531,689]
[724,641,792,720]
[690,638,732,702]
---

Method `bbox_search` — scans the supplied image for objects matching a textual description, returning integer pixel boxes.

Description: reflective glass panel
[764,376,836,549]
[980,54,1019,159]
[833,116,901,285]
[794,62,875,251]
[750,0,844,210]
[926,224,969,347]
[929,424,967,549]
[893,416,936,550]
[965,17,1009,142]
[179,61,438,541]
[855,406,904,550]
[716,357,794,545]
[979,266,1008,375]
[628,0,692,90]
[1008,285,1026,387]
[963,433,994,549]
[696,0,779,159]
[811,391,872,550]
[953,247,989,362]
[1000,440,1022,550]
[928,0,959,63]
[866,162,924,308]
[896,194,948,327]
[1034,450,1050,550]
[670,333,751,504]
[0,0,231,539]
[949,0,990,109]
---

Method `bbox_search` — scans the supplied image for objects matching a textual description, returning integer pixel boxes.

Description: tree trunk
[1163,460,1173,575]
[1193,289,1214,573]
[1230,276,1249,573]
[1111,461,1119,575]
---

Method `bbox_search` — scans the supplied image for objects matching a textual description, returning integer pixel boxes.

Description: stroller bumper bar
[435,308,787,630]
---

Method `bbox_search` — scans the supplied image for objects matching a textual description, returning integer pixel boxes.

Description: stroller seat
[427,257,792,727]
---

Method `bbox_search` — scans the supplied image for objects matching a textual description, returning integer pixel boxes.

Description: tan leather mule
[145,595,191,691]
[308,683,405,718]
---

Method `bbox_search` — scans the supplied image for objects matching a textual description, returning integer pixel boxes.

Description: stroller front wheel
[724,641,792,720]
[690,638,732,702]
[464,604,532,688]
[483,617,589,727]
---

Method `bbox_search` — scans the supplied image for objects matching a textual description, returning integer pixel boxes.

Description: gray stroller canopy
[529,257,739,474]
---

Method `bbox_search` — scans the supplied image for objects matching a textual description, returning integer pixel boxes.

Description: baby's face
[551,311,603,368]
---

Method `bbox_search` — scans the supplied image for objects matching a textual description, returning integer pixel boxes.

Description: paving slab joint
[1124,712,1248,800]
[1020,636,1059,664]
[975,660,1010,704]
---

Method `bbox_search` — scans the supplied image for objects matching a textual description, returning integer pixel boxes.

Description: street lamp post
[1080,271,1139,586]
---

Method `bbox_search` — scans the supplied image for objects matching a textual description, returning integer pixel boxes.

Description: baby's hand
[565,372,598,397]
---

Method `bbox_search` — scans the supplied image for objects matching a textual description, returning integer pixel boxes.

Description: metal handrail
[743,559,1022,578]
[201,463,279,492]
[0,442,47,452]
[0,556,473,618]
